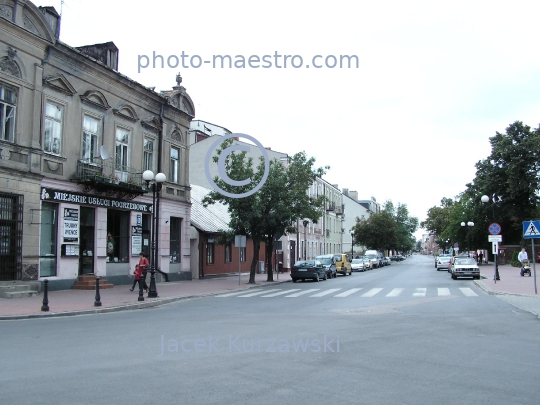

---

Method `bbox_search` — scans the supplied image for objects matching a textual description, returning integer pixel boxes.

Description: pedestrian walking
[130,252,149,292]
[518,248,529,276]
[478,252,484,265]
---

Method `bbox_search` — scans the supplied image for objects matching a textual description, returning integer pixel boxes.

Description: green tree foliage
[203,138,327,283]
[383,201,419,252]
[352,211,397,252]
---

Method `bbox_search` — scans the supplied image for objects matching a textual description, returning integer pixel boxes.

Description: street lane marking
[413,288,426,297]
[309,288,342,297]
[237,289,281,297]
[386,288,404,297]
[285,289,320,297]
[334,288,363,297]
[438,288,451,296]
[216,290,259,297]
[261,289,301,297]
[459,287,478,297]
[361,288,383,297]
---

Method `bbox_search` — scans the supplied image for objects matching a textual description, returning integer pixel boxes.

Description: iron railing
[0,192,23,280]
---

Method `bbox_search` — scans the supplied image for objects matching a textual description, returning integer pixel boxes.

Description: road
[2,255,539,405]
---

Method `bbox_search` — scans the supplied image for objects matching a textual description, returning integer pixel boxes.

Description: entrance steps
[71,274,114,290]
[0,281,41,299]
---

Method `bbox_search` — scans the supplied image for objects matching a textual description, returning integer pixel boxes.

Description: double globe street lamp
[461,221,474,257]
[142,170,166,299]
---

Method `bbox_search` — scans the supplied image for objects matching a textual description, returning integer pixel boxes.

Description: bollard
[94,276,102,307]
[41,279,49,312]
[138,273,145,302]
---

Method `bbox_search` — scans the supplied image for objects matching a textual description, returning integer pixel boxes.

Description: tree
[383,201,419,253]
[203,138,327,283]
[352,212,397,252]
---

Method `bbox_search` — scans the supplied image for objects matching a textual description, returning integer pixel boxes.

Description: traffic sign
[523,220,540,239]
[488,235,502,242]
[492,242,498,254]
[488,223,502,235]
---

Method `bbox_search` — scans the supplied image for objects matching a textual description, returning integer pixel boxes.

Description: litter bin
[278,261,283,273]
[258,261,265,274]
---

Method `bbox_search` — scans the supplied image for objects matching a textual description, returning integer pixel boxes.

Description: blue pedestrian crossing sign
[523,220,540,239]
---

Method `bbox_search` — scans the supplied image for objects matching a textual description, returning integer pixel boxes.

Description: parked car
[314,254,337,279]
[450,256,480,280]
[362,256,373,270]
[435,253,451,268]
[333,253,352,276]
[391,255,405,261]
[436,255,452,271]
[291,260,327,282]
[365,250,383,268]
[384,257,391,266]
[351,258,366,272]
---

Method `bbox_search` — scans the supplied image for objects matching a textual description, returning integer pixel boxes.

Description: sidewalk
[0,272,291,320]
[474,263,540,317]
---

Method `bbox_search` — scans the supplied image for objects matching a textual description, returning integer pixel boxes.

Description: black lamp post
[461,221,474,257]
[302,220,309,259]
[143,170,166,298]
[481,194,502,280]
[350,231,354,260]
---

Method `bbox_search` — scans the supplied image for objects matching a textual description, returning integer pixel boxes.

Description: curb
[0,278,291,321]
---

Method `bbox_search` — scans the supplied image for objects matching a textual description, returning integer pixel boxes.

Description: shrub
[510,251,521,267]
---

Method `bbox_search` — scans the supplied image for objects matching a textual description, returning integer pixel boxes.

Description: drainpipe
[155,102,164,275]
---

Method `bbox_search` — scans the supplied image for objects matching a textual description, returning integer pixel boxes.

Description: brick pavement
[0,272,291,320]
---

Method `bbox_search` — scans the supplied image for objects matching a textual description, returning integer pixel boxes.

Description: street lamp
[302,220,309,259]
[350,230,354,260]
[481,194,502,280]
[143,170,166,298]
[461,221,474,257]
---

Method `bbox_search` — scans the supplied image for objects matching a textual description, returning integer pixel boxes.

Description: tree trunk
[249,237,261,284]
[266,237,274,282]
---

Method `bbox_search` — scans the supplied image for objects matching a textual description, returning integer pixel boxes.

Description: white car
[450,257,480,280]
[351,258,366,272]
[436,256,452,271]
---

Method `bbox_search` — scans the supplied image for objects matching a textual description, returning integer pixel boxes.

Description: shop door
[289,241,296,268]
[79,207,95,275]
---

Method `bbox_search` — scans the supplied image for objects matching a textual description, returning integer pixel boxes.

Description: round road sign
[489,223,502,235]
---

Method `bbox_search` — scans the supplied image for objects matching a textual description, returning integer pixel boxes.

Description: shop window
[169,217,181,263]
[207,239,214,264]
[225,244,232,263]
[39,202,57,277]
[106,210,130,262]
[0,83,16,143]
[82,115,100,161]
[44,101,63,155]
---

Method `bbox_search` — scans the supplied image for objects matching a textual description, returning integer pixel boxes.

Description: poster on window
[131,226,142,255]
[63,208,79,242]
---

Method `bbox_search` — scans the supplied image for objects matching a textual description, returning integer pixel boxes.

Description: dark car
[291,260,327,282]
[314,254,337,278]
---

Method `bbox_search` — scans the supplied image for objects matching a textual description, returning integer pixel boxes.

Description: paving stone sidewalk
[0,272,291,320]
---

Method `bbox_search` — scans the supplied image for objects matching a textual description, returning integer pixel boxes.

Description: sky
[33,0,540,240]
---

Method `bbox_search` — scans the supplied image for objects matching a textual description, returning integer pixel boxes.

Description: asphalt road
[2,255,539,405]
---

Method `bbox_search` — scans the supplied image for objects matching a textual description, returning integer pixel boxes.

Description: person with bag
[130,252,150,292]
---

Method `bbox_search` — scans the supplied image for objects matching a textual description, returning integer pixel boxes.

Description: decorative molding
[113,103,139,122]
[0,147,11,160]
[44,159,61,173]
[80,90,111,111]
[170,124,186,144]
[43,74,77,95]
[141,115,162,131]
[0,6,13,21]
[0,57,20,77]
[22,14,39,35]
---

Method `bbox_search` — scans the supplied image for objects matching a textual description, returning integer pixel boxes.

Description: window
[0,83,16,142]
[225,244,232,263]
[170,147,179,183]
[82,115,99,161]
[39,202,57,277]
[143,138,154,172]
[240,246,246,262]
[106,210,130,262]
[44,102,63,154]
[207,239,214,264]
[115,127,130,181]
[169,217,181,263]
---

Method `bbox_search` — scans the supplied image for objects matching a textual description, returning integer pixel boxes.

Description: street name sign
[488,235,502,242]
[523,220,540,239]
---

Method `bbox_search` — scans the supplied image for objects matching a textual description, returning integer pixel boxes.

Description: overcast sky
[33,0,540,240]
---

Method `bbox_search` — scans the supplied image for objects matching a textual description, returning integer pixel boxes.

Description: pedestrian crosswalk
[215,287,479,298]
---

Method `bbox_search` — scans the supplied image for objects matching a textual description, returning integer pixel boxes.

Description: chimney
[349,190,358,201]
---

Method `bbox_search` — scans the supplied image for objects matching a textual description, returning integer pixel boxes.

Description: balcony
[75,158,148,200]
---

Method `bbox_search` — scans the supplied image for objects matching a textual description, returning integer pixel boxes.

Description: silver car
[351,258,366,272]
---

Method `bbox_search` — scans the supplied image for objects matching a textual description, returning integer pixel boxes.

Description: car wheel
[292,278,297,283]
[302,279,305,282]
[323,272,327,281]
[452,274,457,280]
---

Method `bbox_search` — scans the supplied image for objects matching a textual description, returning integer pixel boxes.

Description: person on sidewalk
[130,252,150,292]
[478,252,484,265]
[518,248,529,276]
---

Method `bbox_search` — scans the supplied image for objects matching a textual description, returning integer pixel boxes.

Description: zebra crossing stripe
[459,287,478,297]
[237,289,281,297]
[216,290,258,297]
[361,288,383,297]
[386,288,404,297]
[261,289,301,297]
[285,289,320,297]
[334,288,363,297]
[413,288,426,297]
[438,288,451,296]
[309,288,342,297]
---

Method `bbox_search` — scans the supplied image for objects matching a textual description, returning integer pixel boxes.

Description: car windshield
[294,261,316,268]
[352,259,362,264]
[315,257,332,265]
[366,254,376,259]
[454,258,476,265]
